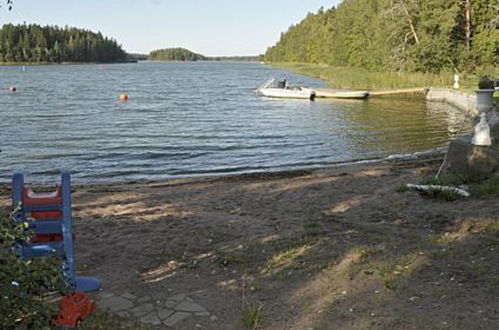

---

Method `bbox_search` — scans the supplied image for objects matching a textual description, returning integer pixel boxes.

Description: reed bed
[269,62,498,93]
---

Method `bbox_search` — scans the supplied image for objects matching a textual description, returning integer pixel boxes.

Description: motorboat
[257,78,316,100]
[315,88,369,99]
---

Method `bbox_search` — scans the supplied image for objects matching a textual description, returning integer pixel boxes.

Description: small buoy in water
[119,93,129,101]
[9,86,16,92]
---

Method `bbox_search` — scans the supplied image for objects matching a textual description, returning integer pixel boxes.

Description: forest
[0,24,127,63]
[265,0,499,73]
[149,48,207,61]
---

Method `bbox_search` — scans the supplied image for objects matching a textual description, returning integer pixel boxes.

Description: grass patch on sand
[377,252,426,291]
[395,184,410,193]
[419,188,463,202]
[261,243,315,277]
[77,311,149,330]
[470,175,499,197]
[241,300,264,330]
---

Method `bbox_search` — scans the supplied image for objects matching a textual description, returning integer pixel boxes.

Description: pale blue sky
[0,0,340,56]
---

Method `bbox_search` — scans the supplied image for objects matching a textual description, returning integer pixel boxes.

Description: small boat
[315,88,369,99]
[257,78,316,100]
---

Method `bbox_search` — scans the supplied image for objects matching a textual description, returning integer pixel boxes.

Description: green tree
[0,23,127,63]
[149,47,207,61]
[264,0,499,73]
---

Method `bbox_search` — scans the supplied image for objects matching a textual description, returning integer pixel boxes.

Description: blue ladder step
[30,219,62,234]
[75,276,101,293]
[23,204,61,212]
[21,242,64,258]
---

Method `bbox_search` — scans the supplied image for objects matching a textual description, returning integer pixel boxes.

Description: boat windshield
[269,79,287,88]
[258,78,288,90]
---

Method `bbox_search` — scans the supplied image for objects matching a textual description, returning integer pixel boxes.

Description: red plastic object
[31,210,62,219]
[53,292,96,328]
[23,185,66,243]
[22,185,62,205]
[31,233,63,243]
[30,233,75,243]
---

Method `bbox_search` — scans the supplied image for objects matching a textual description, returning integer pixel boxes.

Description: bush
[0,206,64,329]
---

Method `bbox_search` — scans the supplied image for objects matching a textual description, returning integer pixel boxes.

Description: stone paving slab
[93,290,212,327]
[139,311,162,326]
[175,301,207,313]
[121,292,137,300]
[157,308,174,320]
[130,303,155,317]
[163,312,190,327]
[98,296,134,313]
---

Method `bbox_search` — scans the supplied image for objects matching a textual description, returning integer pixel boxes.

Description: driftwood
[406,184,470,198]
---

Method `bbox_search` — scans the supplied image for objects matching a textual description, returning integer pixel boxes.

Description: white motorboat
[315,88,369,99]
[257,78,316,100]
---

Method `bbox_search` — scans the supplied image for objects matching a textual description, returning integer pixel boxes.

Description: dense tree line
[209,55,264,61]
[0,24,127,63]
[149,48,207,61]
[265,0,499,73]
[127,53,148,61]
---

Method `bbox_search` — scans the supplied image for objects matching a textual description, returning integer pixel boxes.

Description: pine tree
[0,23,127,63]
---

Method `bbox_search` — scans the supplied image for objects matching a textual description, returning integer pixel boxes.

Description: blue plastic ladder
[11,172,101,293]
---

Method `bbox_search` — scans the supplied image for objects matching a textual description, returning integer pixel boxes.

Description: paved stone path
[94,291,214,327]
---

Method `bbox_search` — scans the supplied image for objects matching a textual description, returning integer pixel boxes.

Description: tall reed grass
[269,62,498,93]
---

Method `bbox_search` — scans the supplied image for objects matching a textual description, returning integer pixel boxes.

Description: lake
[0,61,470,184]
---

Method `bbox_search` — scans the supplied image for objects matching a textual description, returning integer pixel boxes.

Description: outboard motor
[310,91,316,101]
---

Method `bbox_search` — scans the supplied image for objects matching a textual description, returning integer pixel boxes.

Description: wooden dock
[315,87,428,99]
[368,87,428,97]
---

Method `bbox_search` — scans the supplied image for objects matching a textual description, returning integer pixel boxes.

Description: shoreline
[1,150,497,329]
[78,147,447,187]
[0,147,447,187]
[0,60,138,66]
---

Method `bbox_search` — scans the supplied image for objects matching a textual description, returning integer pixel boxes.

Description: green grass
[377,252,425,291]
[267,62,499,92]
[241,301,263,330]
[419,188,463,201]
[421,173,475,186]
[75,311,149,330]
[470,175,499,196]
[395,184,410,193]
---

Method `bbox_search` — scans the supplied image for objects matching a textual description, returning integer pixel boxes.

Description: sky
[0,0,340,56]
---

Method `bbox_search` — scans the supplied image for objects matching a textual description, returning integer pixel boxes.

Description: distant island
[148,47,263,62]
[149,48,207,61]
[126,53,148,61]
[0,24,127,64]
[209,55,263,62]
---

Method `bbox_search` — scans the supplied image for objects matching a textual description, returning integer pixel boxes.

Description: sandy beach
[1,155,498,329]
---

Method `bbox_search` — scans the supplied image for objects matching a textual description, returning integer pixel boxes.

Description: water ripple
[0,62,471,183]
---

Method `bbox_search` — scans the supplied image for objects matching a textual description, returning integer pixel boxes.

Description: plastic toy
[53,292,96,328]
[11,172,101,292]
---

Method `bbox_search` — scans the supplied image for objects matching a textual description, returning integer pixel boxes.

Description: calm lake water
[0,62,469,184]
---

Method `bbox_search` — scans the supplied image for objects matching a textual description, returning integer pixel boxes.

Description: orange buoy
[9,86,16,92]
[119,93,129,101]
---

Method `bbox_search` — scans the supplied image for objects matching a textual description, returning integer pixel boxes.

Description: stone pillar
[443,135,499,180]
[442,88,499,180]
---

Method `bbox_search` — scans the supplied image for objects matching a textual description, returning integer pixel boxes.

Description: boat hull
[258,88,316,100]
[315,89,369,99]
